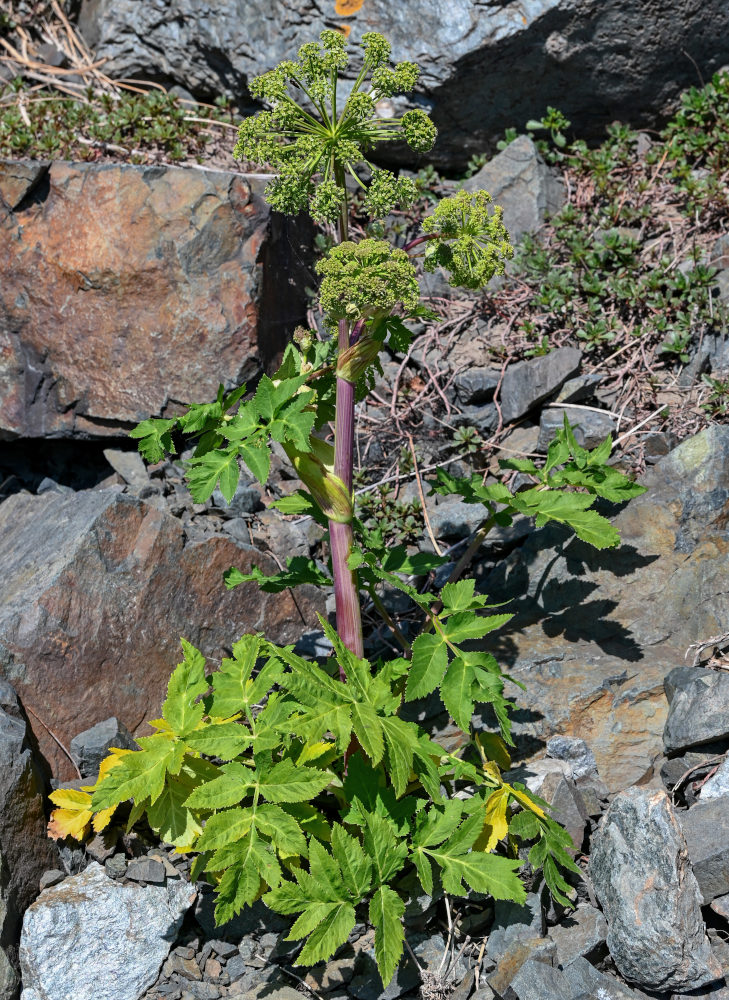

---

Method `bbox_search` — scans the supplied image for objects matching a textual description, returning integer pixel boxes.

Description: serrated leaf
[510,488,619,548]
[440,656,475,732]
[147,771,203,848]
[47,787,93,841]
[363,812,408,885]
[239,441,270,485]
[351,701,384,765]
[476,786,510,852]
[183,722,252,761]
[224,557,332,593]
[129,418,177,464]
[184,761,252,810]
[91,737,185,810]
[296,903,356,966]
[163,639,208,737]
[331,825,372,898]
[443,611,512,643]
[207,635,269,719]
[412,850,434,896]
[405,633,448,700]
[370,886,405,987]
[380,716,418,798]
[257,759,332,803]
[186,446,241,503]
[256,802,307,858]
[509,810,540,840]
[196,806,255,852]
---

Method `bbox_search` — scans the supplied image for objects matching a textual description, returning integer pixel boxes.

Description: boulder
[0,161,311,439]
[463,136,564,242]
[73,2,729,169]
[0,489,324,778]
[0,681,57,1000]
[477,425,729,792]
[664,668,729,753]
[588,788,721,992]
[499,347,582,424]
[19,862,195,1000]
[537,405,616,452]
[69,718,136,780]
[545,903,607,967]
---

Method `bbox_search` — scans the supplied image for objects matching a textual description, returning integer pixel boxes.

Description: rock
[561,955,643,1000]
[37,871,65,892]
[537,406,616,452]
[499,348,582,424]
[349,931,463,1000]
[487,937,556,997]
[19,862,195,1000]
[102,448,149,490]
[476,425,729,793]
[555,373,604,404]
[588,787,722,992]
[0,490,323,778]
[126,858,167,885]
[463,136,564,242]
[453,367,500,406]
[429,498,486,540]
[546,903,608,966]
[69,717,136,779]
[500,958,568,1000]
[486,893,544,962]
[712,894,729,921]
[700,758,729,800]
[0,679,57,999]
[72,3,729,170]
[0,161,311,439]
[303,956,356,993]
[664,669,729,753]
[104,855,127,880]
[678,797,729,903]
[0,162,50,213]
[211,481,263,517]
[546,735,598,780]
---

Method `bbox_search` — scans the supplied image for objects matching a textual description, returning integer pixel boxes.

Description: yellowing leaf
[48,788,94,841]
[49,787,92,811]
[478,786,510,852]
[296,741,334,765]
[506,783,546,819]
[92,806,117,833]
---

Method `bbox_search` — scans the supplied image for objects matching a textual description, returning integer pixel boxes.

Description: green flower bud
[401,110,437,154]
[363,168,417,219]
[361,32,391,68]
[316,239,419,326]
[310,178,345,225]
[343,92,375,123]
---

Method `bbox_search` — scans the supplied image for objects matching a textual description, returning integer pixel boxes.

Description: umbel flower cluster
[233,29,435,223]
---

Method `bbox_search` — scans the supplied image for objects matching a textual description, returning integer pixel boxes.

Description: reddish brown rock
[0,161,311,438]
[0,489,324,778]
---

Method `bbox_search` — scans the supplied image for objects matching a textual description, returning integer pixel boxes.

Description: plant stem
[330,165,365,664]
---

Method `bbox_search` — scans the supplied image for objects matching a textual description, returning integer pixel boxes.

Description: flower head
[421,189,514,289]
[233,31,436,220]
[316,239,419,326]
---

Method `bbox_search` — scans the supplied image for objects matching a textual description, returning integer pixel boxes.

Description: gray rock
[537,406,616,452]
[546,736,598,780]
[501,958,568,1000]
[506,759,588,850]
[453,367,500,406]
[562,955,643,1000]
[0,679,57,1000]
[486,893,544,962]
[678,797,729,903]
[664,669,729,753]
[102,448,149,490]
[69,717,136,779]
[37,871,65,892]
[546,903,607,966]
[700,758,729,800]
[588,787,721,991]
[211,481,263,517]
[126,858,167,885]
[464,136,565,242]
[555,373,604,404]
[349,931,462,1000]
[428,498,485,540]
[104,854,127,880]
[19,862,196,1000]
[72,3,729,170]
[711,893,729,921]
[488,938,556,997]
[669,981,729,1000]
[500,347,582,424]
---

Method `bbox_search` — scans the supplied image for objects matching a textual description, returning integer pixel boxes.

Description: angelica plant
[49,31,645,988]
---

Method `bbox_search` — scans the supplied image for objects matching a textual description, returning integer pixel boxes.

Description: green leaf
[363,812,408,885]
[510,488,620,548]
[183,722,252,761]
[369,886,405,987]
[129,418,177,464]
[256,802,308,858]
[146,768,203,848]
[240,441,271,485]
[257,759,332,803]
[206,635,272,719]
[91,736,185,810]
[186,446,241,503]
[196,806,255,852]
[405,633,448,700]
[440,656,475,732]
[331,825,372,898]
[224,557,332,593]
[424,814,526,900]
[162,639,208,737]
[184,761,253,810]
[351,701,384,765]
[443,611,512,643]
[380,716,418,797]
[296,903,356,966]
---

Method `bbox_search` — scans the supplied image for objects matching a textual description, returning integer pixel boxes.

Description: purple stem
[330,317,364,668]
[402,232,440,254]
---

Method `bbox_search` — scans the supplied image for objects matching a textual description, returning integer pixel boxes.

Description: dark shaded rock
[0,162,311,439]
[464,136,564,242]
[102,449,149,491]
[0,490,324,778]
[73,3,729,170]
[501,958,567,1000]
[211,481,263,517]
[476,426,729,793]
[664,669,729,753]
[678,797,729,903]
[546,903,607,966]
[561,955,643,1000]
[69,717,136,779]
[488,938,556,997]
[537,406,616,452]
[499,348,582,424]
[429,499,485,540]
[486,893,544,962]
[0,680,57,1000]
[0,161,49,213]
[555,373,603,404]
[588,788,721,991]
[700,758,729,800]
[453,367,500,406]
